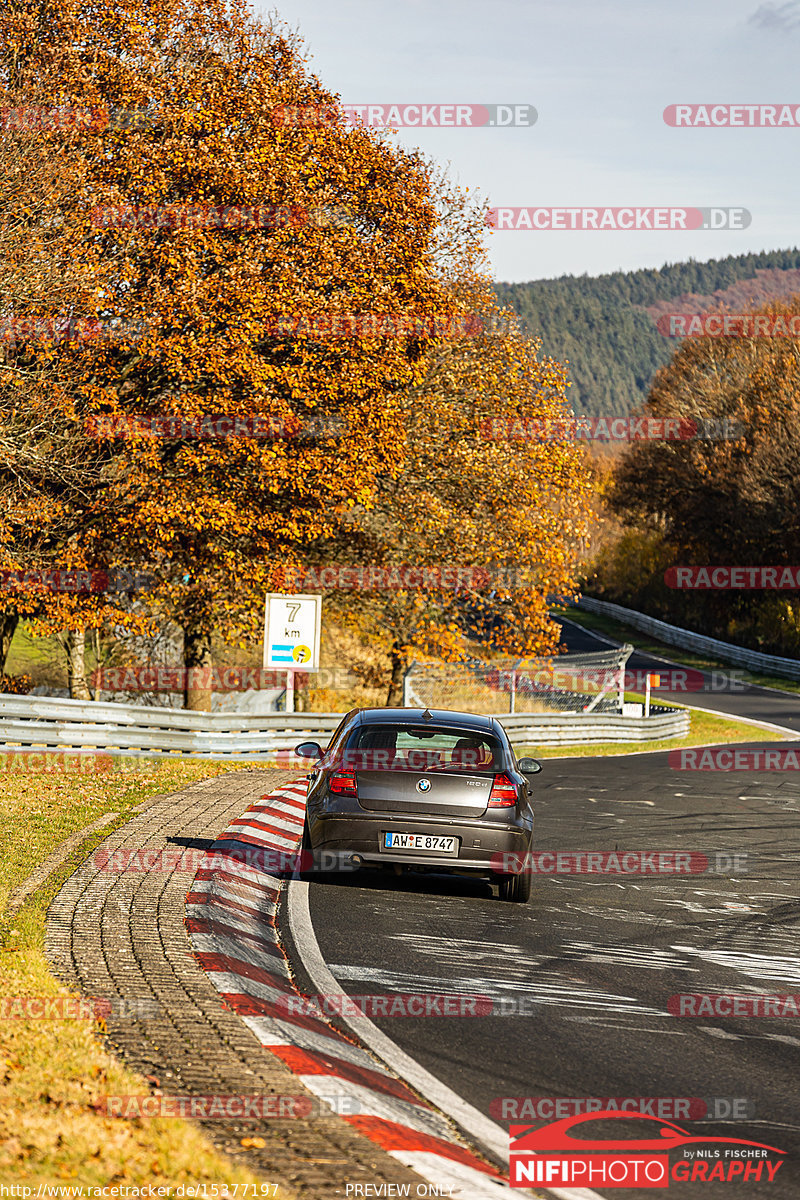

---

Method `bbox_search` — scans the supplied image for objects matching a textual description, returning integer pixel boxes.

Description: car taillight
[329,768,357,796]
[488,772,517,807]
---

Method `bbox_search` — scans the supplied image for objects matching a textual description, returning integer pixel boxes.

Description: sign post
[264,594,322,713]
[644,673,660,719]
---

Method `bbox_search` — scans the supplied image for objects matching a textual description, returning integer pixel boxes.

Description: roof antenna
[421,708,433,721]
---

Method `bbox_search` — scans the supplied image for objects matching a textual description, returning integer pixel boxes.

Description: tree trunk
[183,622,213,711]
[385,642,406,707]
[67,629,93,700]
[0,612,19,676]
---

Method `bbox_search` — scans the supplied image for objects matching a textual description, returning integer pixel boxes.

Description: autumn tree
[0,0,467,707]
[291,268,595,704]
[600,298,800,651]
[0,90,157,692]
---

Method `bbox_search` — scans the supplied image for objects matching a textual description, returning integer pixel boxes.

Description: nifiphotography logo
[509,1110,785,1188]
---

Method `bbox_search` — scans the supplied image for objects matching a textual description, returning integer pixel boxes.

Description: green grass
[513,703,787,759]
[553,604,800,696]
[4,624,70,689]
[0,758,301,1190]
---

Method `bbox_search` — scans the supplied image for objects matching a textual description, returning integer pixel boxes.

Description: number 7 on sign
[264,592,322,692]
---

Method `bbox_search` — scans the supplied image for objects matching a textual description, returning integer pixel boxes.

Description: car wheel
[497,869,532,903]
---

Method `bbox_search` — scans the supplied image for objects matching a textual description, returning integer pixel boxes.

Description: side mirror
[295,741,323,760]
[517,757,542,774]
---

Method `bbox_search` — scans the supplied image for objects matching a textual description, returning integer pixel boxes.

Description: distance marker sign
[264,594,321,672]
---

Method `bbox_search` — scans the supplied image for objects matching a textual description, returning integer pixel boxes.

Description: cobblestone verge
[46,769,429,1198]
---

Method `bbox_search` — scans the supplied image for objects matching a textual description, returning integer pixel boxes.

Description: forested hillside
[495,249,800,418]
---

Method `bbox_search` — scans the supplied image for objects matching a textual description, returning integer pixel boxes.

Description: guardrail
[577,597,800,682]
[0,692,688,757]
[497,709,689,745]
[0,694,342,759]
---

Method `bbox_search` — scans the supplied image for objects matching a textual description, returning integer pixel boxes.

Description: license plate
[383,832,458,854]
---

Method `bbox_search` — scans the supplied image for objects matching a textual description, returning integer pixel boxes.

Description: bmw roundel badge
[416,778,432,793]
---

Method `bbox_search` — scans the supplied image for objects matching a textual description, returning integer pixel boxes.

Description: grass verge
[513,703,787,759]
[0,758,298,1192]
[553,604,800,696]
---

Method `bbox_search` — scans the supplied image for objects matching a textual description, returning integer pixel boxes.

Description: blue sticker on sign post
[271,643,295,662]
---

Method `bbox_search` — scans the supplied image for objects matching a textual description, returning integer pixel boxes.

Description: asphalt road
[298,621,800,1199]
[557,612,800,735]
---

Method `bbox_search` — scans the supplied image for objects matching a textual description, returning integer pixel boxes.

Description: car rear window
[340,725,501,771]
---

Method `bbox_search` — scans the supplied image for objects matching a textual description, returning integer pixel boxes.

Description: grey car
[295,706,540,902]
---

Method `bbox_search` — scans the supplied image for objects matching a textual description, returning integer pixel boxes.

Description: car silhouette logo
[510,1111,785,1155]
[416,778,432,792]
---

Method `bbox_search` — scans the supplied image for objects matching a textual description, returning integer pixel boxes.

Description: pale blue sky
[256,0,800,282]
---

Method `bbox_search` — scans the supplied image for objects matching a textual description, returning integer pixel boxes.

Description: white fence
[403,646,634,715]
[578,597,800,682]
[0,691,688,757]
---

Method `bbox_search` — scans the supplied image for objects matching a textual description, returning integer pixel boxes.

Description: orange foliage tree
[0,88,157,691]
[290,267,595,703]
[602,297,800,649]
[0,0,470,706]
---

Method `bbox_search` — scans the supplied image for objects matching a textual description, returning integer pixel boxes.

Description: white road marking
[672,944,800,985]
[327,963,665,1016]
[287,878,608,1200]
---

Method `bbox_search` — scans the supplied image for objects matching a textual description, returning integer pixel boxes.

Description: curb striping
[44,768,438,1196]
[186,779,513,1198]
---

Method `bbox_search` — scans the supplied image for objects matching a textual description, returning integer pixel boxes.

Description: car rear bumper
[311,812,532,873]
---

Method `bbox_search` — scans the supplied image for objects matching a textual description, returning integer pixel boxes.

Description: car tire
[497,869,532,903]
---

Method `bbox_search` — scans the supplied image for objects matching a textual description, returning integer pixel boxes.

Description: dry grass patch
[0,760,298,1191]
